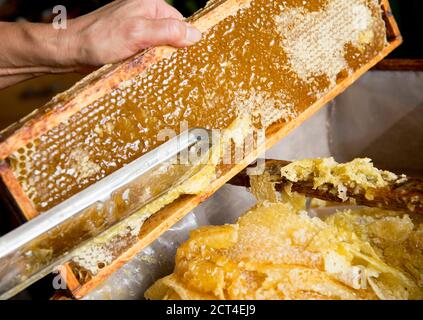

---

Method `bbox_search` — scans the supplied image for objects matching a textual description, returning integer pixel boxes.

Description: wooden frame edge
[59,264,82,295]
[0,164,84,295]
[380,0,401,42]
[0,162,38,220]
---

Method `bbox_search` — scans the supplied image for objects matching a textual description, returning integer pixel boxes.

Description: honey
[145,203,423,300]
[9,0,388,211]
[145,158,423,300]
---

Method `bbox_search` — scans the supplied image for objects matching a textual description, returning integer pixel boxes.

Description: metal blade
[0,128,211,299]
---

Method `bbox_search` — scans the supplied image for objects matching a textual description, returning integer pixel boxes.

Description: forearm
[0,21,77,88]
[0,0,201,89]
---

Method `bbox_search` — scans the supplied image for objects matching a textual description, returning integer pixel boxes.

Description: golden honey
[145,203,423,300]
[145,158,423,300]
[9,0,388,211]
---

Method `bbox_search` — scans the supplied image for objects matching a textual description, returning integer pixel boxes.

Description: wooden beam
[230,159,423,215]
[374,59,423,71]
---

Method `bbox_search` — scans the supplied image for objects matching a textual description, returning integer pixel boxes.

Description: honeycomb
[70,161,217,277]
[280,157,401,201]
[145,200,423,300]
[146,158,423,300]
[9,0,388,212]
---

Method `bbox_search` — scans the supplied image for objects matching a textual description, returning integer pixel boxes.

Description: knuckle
[126,19,142,35]
[166,20,185,40]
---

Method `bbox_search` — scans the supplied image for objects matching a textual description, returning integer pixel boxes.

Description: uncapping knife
[0,128,211,299]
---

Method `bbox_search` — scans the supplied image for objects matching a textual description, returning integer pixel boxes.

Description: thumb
[138,18,202,48]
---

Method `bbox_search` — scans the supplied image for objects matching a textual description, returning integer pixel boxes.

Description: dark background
[389,0,423,59]
[0,0,208,22]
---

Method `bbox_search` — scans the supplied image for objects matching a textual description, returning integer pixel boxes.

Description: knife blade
[0,128,211,299]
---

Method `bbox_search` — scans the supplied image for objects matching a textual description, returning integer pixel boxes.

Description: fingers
[134,18,202,48]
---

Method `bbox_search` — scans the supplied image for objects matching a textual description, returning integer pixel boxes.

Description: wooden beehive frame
[374,59,423,71]
[0,0,401,299]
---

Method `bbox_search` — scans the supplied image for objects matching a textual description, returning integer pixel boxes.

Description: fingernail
[185,23,202,44]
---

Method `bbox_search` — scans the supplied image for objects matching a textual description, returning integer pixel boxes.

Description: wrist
[0,21,80,79]
[20,21,79,69]
[54,19,83,68]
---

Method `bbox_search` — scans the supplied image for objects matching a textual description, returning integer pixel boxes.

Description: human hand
[0,0,201,89]
[63,0,202,66]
